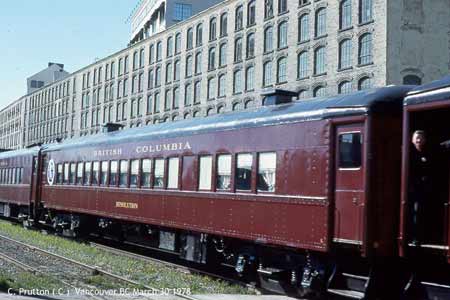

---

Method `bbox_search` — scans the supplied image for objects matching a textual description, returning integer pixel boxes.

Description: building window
[186,55,193,77]
[233,70,243,94]
[339,39,352,69]
[155,67,161,86]
[196,23,203,46]
[185,83,192,105]
[187,28,194,49]
[219,43,227,66]
[298,13,310,42]
[199,156,212,190]
[340,0,352,29]
[195,52,202,74]
[297,51,309,79]
[173,87,180,108]
[165,90,172,110]
[124,56,128,73]
[174,3,192,21]
[403,75,422,85]
[359,0,373,24]
[258,152,276,192]
[148,70,154,89]
[133,52,138,70]
[217,154,231,190]
[234,38,243,62]
[167,36,174,57]
[147,94,153,114]
[358,76,372,90]
[278,21,288,48]
[156,41,162,61]
[298,90,308,99]
[208,47,216,70]
[315,8,327,37]
[149,45,155,64]
[314,46,326,75]
[248,0,256,26]
[175,33,182,54]
[174,60,181,81]
[313,86,326,97]
[265,0,273,19]
[139,49,145,68]
[338,81,353,94]
[154,92,161,113]
[278,0,287,14]
[118,58,123,76]
[235,5,243,31]
[194,81,201,104]
[277,57,287,83]
[358,33,373,65]
[246,66,255,91]
[264,26,273,53]
[246,33,255,58]
[207,77,216,100]
[220,13,228,36]
[218,74,226,97]
[209,17,217,41]
[236,153,252,190]
[263,61,273,86]
[166,63,173,84]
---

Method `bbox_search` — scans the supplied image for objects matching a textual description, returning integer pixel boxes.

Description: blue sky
[0,0,137,109]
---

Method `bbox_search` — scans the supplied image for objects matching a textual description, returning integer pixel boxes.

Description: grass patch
[0,272,62,292]
[0,220,253,294]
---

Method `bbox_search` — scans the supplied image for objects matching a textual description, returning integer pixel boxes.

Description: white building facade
[1,0,450,149]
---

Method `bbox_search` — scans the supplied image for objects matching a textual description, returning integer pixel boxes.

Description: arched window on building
[315,8,327,37]
[403,75,422,85]
[340,0,352,29]
[359,0,373,24]
[247,33,255,58]
[339,39,352,69]
[358,33,373,65]
[314,46,326,75]
[298,13,309,42]
[196,23,203,46]
[248,0,256,26]
[209,17,217,41]
[338,81,353,94]
[297,51,309,79]
[235,5,243,30]
[278,21,288,48]
[220,13,228,36]
[313,86,326,97]
[264,26,273,53]
[277,57,287,83]
[358,76,372,90]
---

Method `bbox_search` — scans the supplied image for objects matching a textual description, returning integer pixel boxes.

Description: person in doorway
[409,130,433,246]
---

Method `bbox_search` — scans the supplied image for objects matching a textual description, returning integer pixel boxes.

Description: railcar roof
[406,76,450,106]
[0,147,40,159]
[43,85,412,152]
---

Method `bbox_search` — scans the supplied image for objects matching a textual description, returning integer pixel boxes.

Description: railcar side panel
[42,120,331,251]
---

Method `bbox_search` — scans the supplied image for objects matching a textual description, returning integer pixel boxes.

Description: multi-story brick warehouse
[2,0,450,149]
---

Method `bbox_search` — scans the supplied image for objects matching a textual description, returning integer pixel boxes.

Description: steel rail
[0,233,200,300]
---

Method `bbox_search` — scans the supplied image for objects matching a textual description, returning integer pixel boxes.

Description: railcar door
[333,124,365,246]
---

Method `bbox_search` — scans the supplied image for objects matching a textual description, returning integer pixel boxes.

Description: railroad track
[88,240,260,293]
[0,233,200,300]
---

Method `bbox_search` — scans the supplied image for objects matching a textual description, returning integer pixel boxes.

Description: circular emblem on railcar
[47,159,55,186]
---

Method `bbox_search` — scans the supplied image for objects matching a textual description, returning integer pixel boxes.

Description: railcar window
[57,164,63,184]
[12,169,16,184]
[84,162,91,185]
[339,132,362,169]
[70,163,76,184]
[217,155,232,190]
[16,168,21,184]
[8,169,12,184]
[154,159,165,188]
[167,157,179,189]
[100,161,108,185]
[19,168,23,184]
[199,156,212,190]
[64,163,69,184]
[236,154,253,191]
[130,160,139,187]
[141,159,152,188]
[0,169,3,183]
[119,160,128,187]
[93,162,100,185]
[257,152,277,192]
[77,162,84,184]
[110,161,118,186]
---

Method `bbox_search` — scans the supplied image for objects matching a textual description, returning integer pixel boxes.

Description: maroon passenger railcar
[400,77,450,299]
[38,87,412,298]
[0,147,39,219]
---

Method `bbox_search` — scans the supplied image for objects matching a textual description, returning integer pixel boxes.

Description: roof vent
[102,123,124,133]
[261,89,298,106]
